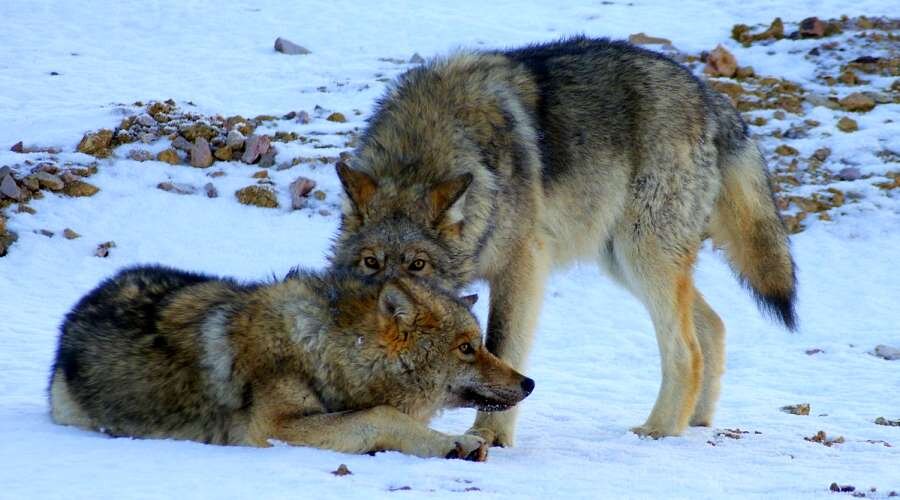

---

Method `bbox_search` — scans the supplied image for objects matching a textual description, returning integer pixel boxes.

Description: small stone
[181,123,218,142]
[628,33,672,46]
[289,176,317,209]
[873,345,900,361]
[235,185,279,208]
[63,228,80,239]
[190,138,214,168]
[799,17,826,38]
[780,403,810,415]
[252,170,269,179]
[839,92,875,112]
[326,112,347,123]
[875,417,900,426]
[258,149,277,168]
[225,129,245,149]
[274,37,311,55]
[157,148,182,165]
[805,348,824,355]
[10,141,24,152]
[735,66,755,79]
[318,209,331,217]
[76,129,114,157]
[32,171,65,191]
[409,52,425,64]
[296,111,311,124]
[36,229,54,238]
[213,145,233,161]
[208,170,226,178]
[838,70,859,86]
[1,175,23,200]
[331,464,352,476]
[94,240,116,258]
[241,135,271,164]
[835,167,861,181]
[171,136,193,151]
[863,91,892,105]
[313,189,326,201]
[136,113,157,127]
[16,204,36,214]
[836,117,858,133]
[204,182,218,198]
[127,149,154,162]
[157,182,196,195]
[774,144,798,156]
[772,110,786,120]
[63,180,100,197]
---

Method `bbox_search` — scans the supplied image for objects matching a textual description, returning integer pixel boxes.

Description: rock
[241,135,271,164]
[236,185,279,208]
[296,111,311,124]
[63,228,80,239]
[799,17,825,38]
[780,403,810,415]
[225,129,245,149]
[735,66,755,79]
[628,33,672,45]
[16,204,36,214]
[95,240,116,258]
[76,129,114,157]
[775,144,799,156]
[313,189,326,201]
[36,229,54,238]
[208,170,226,178]
[289,176,317,209]
[157,182,196,195]
[63,180,100,197]
[258,148,277,168]
[32,171,65,191]
[136,113,157,127]
[204,182,218,198]
[733,18,783,45]
[838,70,859,85]
[10,141,24,152]
[331,464,352,476]
[190,137,214,168]
[836,117,858,133]
[214,145,233,161]
[875,417,900,427]
[171,136,193,151]
[126,149,152,162]
[804,430,844,447]
[873,344,900,360]
[252,170,269,179]
[703,45,737,78]
[326,112,347,123]
[839,92,875,112]
[1,174,23,200]
[836,167,861,181]
[180,123,218,142]
[863,91,892,105]
[157,148,181,165]
[409,52,425,64]
[710,81,744,102]
[274,37,311,55]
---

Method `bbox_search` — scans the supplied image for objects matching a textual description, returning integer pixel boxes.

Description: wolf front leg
[469,237,550,447]
[249,401,487,460]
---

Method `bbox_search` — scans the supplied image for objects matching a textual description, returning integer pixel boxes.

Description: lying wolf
[331,37,796,443]
[49,265,533,460]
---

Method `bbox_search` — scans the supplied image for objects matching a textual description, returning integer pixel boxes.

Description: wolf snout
[520,376,535,397]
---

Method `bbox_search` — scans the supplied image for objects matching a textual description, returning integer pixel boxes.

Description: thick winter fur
[331,37,797,442]
[49,265,533,460]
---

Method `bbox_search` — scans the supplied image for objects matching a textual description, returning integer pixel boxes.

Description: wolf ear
[379,283,416,324]
[460,294,478,307]
[428,173,473,226]
[336,160,378,214]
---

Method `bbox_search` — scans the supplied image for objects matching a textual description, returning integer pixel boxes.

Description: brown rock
[838,70,859,85]
[181,123,218,142]
[157,182,196,195]
[171,136,193,151]
[36,229,54,238]
[289,176,317,209]
[258,148,277,168]
[274,37,311,55]
[710,81,744,102]
[775,144,799,156]
[799,17,825,38]
[313,190,326,201]
[703,45,737,78]
[63,228,80,239]
[190,138,214,168]
[839,92,875,112]
[326,112,347,123]
[252,170,269,179]
[1,174,23,200]
[735,66,755,79]
[627,33,672,46]
[127,149,154,162]
[213,145,233,161]
[157,148,181,165]
[331,464,352,476]
[208,170,226,178]
[811,147,831,162]
[241,135,271,164]
[32,171,65,191]
[16,204,36,214]
[95,240,116,258]
[204,182,219,198]
[10,141,24,152]
[235,185,279,208]
[837,117,858,133]
[76,129,114,157]
[63,180,100,197]
[780,403,810,415]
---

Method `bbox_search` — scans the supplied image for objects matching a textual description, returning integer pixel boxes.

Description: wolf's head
[330,161,476,291]
[369,278,533,413]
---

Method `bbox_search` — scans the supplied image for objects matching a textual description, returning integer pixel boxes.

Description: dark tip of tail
[751,289,798,332]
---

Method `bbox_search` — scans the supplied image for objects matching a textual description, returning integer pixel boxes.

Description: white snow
[1,1,898,499]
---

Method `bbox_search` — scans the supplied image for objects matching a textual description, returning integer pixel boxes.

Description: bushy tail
[710,142,798,331]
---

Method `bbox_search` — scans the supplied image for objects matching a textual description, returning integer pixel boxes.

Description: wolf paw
[465,426,513,447]
[630,424,675,439]
[444,435,488,462]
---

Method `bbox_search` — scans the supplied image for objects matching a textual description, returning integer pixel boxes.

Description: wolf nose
[520,377,535,396]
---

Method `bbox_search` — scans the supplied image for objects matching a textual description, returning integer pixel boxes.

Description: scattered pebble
[274,37,311,55]
[1,174,23,200]
[704,45,737,77]
[839,92,876,112]
[171,136,193,151]
[127,149,154,162]
[805,430,844,447]
[190,137,214,168]
[326,112,347,123]
[874,417,900,427]
[62,181,99,197]
[62,228,80,239]
[157,148,181,165]
[628,32,672,45]
[835,167,861,181]
[836,117,858,133]
[241,135,271,164]
[289,176,317,209]
[235,185,278,208]
[331,464,352,476]
[872,345,900,361]
[94,240,116,258]
[76,129,114,157]
[780,403,810,415]
[157,182,196,195]
[204,182,218,198]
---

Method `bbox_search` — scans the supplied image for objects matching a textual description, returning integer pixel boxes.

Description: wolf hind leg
[688,290,725,427]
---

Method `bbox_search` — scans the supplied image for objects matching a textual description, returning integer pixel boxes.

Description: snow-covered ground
[1,1,898,498]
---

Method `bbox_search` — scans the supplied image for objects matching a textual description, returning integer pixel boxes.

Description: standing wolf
[49,265,533,459]
[331,37,796,443]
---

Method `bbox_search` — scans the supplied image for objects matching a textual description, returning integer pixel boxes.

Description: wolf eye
[458,342,475,355]
[363,257,380,269]
[409,259,426,271]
